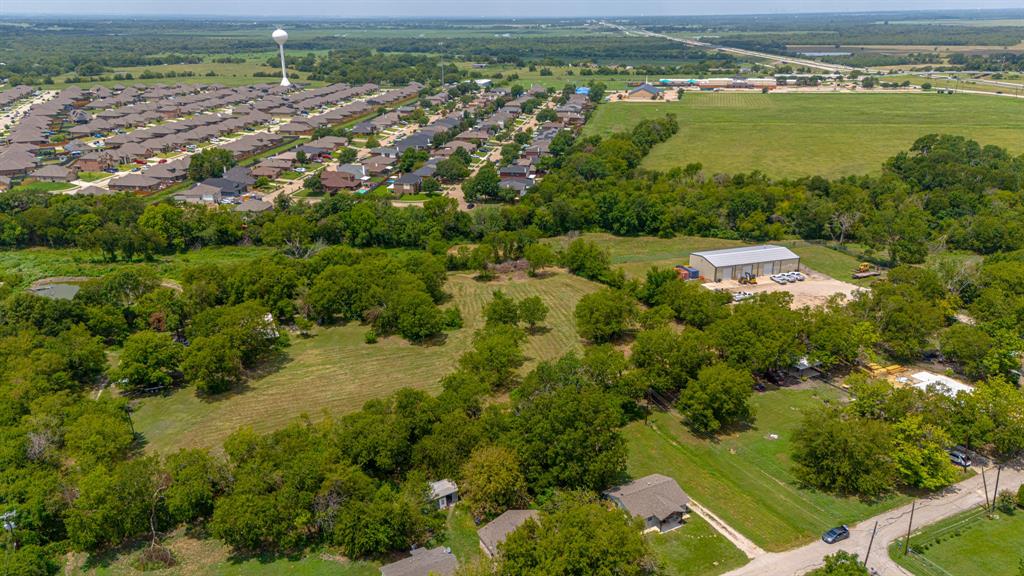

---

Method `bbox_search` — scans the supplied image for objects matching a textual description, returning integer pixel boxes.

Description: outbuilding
[688,245,800,282]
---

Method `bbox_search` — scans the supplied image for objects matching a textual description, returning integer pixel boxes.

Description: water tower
[273,28,291,87]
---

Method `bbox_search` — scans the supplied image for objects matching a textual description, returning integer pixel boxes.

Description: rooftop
[604,474,689,522]
[379,547,458,576]
[691,245,799,268]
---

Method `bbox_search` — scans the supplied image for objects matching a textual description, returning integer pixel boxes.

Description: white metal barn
[689,245,800,281]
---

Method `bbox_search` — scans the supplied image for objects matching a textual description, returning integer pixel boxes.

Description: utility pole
[864,521,879,566]
[981,466,991,510]
[441,63,445,86]
[991,465,1002,512]
[903,501,916,555]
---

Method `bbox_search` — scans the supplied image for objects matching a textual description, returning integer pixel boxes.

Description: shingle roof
[477,510,539,557]
[379,547,458,576]
[690,245,799,268]
[604,474,689,522]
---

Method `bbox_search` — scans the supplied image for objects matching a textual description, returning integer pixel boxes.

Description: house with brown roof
[604,474,690,533]
[30,165,78,183]
[234,198,274,213]
[108,173,161,192]
[477,510,539,558]
[320,169,361,192]
[75,151,116,173]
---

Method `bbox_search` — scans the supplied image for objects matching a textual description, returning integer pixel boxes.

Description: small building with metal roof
[688,245,800,282]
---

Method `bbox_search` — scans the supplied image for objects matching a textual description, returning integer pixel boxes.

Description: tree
[651,278,730,328]
[187,147,235,181]
[109,330,182,392]
[523,243,556,275]
[574,289,636,343]
[892,415,958,490]
[391,289,444,342]
[676,364,755,435]
[458,325,526,390]
[165,449,228,524]
[499,499,656,576]
[295,149,308,165]
[463,164,501,202]
[940,324,993,379]
[435,157,470,182]
[561,239,613,283]
[709,294,803,373]
[510,383,626,491]
[459,445,529,519]
[792,407,896,497]
[517,296,548,330]
[807,551,869,575]
[631,327,713,394]
[181,334,243,395]
[483,290,520,327]
[66,457,167,551]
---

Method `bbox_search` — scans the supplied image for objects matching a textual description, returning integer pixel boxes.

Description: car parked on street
[822,525,850,544]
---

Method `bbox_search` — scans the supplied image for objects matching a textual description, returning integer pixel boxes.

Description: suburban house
[75,151,116,173]
[30,164,78,183]
[393,173,422,195]
[363,156,392,175]
[428,479,458,510]
[320,169,361,192]
[604,474,690,533]
[499,164,532,179]
[379,547,458,576]
[478,510,539,558]
[108,173,161,192]
[234,198,274,213]
[173,183,222,204]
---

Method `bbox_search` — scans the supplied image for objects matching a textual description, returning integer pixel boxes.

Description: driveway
[721,463,1024,575]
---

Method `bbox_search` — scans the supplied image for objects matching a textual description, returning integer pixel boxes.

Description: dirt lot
[708,268,865,308]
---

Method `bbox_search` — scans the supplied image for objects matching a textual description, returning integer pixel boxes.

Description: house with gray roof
[428,479,458,510]
[379,547,457,576]
[604,474,690,533]
[477,510,539,558]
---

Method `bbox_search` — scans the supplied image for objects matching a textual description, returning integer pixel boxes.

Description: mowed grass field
[584,92,1024,178]
[550,232,871,285]
[890,508,1024,576]
[624,385,911,551]
[647,515,748,576]
[133,271,599,453]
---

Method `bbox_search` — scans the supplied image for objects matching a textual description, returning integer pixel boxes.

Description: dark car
[822,525,849,544]
[948,449,972,468]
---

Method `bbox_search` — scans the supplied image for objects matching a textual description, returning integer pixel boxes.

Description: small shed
[428,479,458,510]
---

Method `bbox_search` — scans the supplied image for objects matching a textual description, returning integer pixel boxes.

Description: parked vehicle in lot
[732,291,754,302]
[771,274,789,284]
[822,525,850,544]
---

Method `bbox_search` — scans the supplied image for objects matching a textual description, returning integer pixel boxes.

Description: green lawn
[647,515,748,576]
[624,385,911,552]
[550,232,872,284]
[77,171,109,182]
[10,181,76,193]
[133,271,599,453]
[584,93,1024,178]
[890,507,1024,576]
[441,506,482,564]
[0,246,275,287]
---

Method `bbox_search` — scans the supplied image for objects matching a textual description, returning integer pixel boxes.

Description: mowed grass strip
[552,232,870,284]
[890,508,1024,576]
[584,93,1024,178]
[133,271,599,453]
[647,515,748,576]
[624,385,911,551]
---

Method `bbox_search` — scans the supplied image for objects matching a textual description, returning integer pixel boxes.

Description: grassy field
[10,181,76,193]
[133,271,599,453]
[584,92,1024,178]
[647,515,748,576]
[890,507,1024,576]
[551,233,872,285]
[0,246,275,287]
[623,384,911,552]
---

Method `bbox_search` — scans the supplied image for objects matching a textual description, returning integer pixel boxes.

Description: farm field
[132,271,599,453]
[584,93,1024,178]
[889,507,1024,576]
[646,514,748,576]
[552,232,871,286]
[623,384,912,551]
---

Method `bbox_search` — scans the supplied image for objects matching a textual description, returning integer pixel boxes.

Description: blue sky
[1,0,1022,17]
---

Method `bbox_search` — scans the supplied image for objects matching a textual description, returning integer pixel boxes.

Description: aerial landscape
[1,0,1024,575]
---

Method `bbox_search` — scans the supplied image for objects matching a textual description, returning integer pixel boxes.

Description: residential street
[721,463,1024,576]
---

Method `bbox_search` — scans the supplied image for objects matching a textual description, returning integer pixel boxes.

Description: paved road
[722,463,1024,576]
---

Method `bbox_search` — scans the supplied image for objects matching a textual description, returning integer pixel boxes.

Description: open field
[132,271,599,453]
[646,515,749,576]
[890,507,1024,576]
[551,233,874,286]
[0,246,275,287]
[584,93,1024,178]
[885,74,1024,95]
[624,385,911,551]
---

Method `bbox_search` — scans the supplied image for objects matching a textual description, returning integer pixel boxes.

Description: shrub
[364,329,378,344]
[997,489,1017,514]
